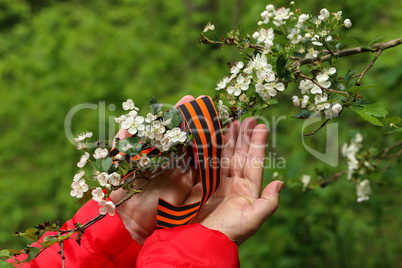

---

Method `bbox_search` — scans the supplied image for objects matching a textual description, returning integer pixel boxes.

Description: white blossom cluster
[342,133,363,180]
[341,133,372,202]
[356,179,372,203]
[293,67,342,116]
[115,99,188,154]
[254,4,352,59]
[215,53,285,107]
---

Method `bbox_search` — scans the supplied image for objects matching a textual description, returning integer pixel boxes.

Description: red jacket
[9,200,239,267]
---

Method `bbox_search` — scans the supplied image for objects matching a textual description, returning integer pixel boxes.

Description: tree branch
[295,37,402,66]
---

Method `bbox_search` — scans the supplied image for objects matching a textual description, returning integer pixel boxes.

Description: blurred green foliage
[0,0,401,267]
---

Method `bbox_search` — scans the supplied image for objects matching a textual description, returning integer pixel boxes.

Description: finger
[112,128,131,148]
[244,124,268,190]
[196,95,207,99]
[175,95,195,107]
[221,120,240,178]
[249,180,283,225]
[230,117,257,178]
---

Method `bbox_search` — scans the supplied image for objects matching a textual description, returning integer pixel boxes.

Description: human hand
[110,95,198,245]
[192,118,283,246]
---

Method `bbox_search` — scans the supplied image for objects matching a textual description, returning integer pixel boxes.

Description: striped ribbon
[111,96,222,228]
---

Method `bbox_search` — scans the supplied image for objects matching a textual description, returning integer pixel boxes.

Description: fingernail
[277,181,284,193]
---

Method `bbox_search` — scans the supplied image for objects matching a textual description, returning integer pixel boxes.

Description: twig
[356,49,382,85]
[303,118,331,136]
[380,140,402,158]
[60,240,65,268]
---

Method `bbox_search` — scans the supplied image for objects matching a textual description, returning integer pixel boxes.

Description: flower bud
[344,18,352,28]
[257,21,263,26]
[292,96,300,106]
[290,1,295,5]
[332,103,342,114]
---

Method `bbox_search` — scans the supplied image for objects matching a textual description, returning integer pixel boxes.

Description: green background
[0,0,401,267]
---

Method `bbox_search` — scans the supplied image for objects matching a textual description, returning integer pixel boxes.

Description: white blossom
[70,179,89,198]
[305,47,318,59]
[227,75,250,96]
[139,155,151,167]
[301,174,311,189]
[318,8,330,21]
[92,187,104,202]
[299,79,314,94]
[217,100,230,119]
[203,22,215,32]
[97,172,109,186]
[356,179,371,202]
[77,152,90,168]
[93,148,109,159]
[254,28,275,46]
[122,99,138,111]
[145,113,157,123]
[287,28,303,45]
[75,131,93,142]
[230,61,244,75]
[296,14,309,28]
[108,172,121,186]
[99,200,116,216]
[239,94,249,102]
[166,128,187,143]
[314,93,330,110]
[334,11,342,20]
[301,95,309,108]
[122,116,145,136]
[273,7,290,27]
[74,170,85,182]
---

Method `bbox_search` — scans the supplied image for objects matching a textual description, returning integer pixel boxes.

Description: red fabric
[136,224,240,268]
[9,200,141,267]
[9,202,239,268]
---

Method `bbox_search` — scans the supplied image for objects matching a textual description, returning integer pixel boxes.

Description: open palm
[193,118,283,246]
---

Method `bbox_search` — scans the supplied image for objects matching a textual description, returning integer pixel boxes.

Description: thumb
[251,180,283,225]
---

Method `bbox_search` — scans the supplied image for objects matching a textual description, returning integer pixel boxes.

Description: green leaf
[383,116,402,125]
[267,99,279,105]
[386,128,402,134]
[0,261,16,268]
[163,108,182,129]
[351,107,384,126]
[344,70,357,81]
[101,157,113,172]
[26,247,40,262]
[293,110,314,119]
[149,97,163,115]
[0,250,12,258]
[348,84,377,94]
[368,35,385,47]
[93,159,102,171]
[361,103,388,118]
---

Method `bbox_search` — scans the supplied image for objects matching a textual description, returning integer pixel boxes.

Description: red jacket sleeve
[9,200,142,268]
[136,223,240,268]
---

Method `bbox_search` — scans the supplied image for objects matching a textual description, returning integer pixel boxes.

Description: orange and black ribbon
[156,96,222,228]
[110,96,222,228]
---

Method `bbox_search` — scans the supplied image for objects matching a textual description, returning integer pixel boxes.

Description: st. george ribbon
[110,96,223,228]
